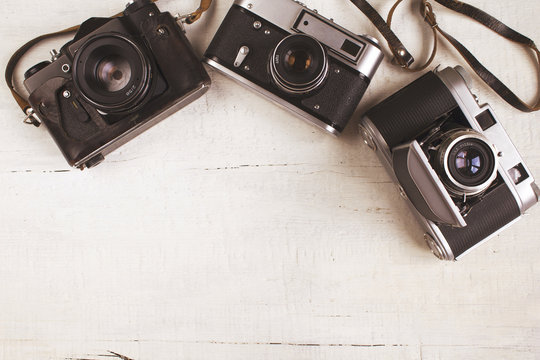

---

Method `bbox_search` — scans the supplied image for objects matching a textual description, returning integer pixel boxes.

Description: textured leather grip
[364,71,458,149]
[439,182,521,258]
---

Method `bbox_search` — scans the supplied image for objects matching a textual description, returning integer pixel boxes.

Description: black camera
[204,0,384,135]
[23,0,211,169]
[360,66,539,260]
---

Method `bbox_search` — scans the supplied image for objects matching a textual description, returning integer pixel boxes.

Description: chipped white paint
[0,0,539,359]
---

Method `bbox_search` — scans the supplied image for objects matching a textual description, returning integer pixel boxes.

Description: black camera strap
[349,0,540,113]
[5,0,213,126]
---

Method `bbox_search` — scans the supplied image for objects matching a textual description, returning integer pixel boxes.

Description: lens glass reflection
[284,49,312,73]
[96,55,132,92]
[455,147,484,177]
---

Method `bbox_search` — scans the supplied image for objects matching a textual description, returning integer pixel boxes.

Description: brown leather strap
[5,0,213,124]
[350,0,540,112]
[387,0,438,72]
[432,0,540,112]
[184,0,212,24]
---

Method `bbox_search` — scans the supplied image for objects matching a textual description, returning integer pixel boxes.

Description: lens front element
[270,34,328,95]
[454,146,486,180]
[96,55,132,92]
[285,49,312,73]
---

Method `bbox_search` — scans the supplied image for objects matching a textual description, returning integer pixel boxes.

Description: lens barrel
[436,129,497,196]
[270,34,329,95]
[73,34,151,113]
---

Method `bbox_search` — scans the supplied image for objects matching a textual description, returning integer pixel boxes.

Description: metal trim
[204,58,340,135]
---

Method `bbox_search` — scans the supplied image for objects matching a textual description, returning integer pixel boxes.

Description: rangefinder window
[341,39,362,58]
[294,11,366,63]
[475,109,497,130]
[509,163,529,185]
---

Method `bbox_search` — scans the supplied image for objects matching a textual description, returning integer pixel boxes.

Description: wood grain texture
[0,0,539,359]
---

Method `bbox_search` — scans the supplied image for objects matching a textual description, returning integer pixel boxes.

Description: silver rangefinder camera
[360,66,539,260]
[204,0,384,135]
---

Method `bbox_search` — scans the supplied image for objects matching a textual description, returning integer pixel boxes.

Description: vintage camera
[360,66,540,260]
[204,0,384,135]
[23,0,211,169]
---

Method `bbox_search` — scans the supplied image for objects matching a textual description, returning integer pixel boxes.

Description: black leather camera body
[23,0,211,169]
[360,66,539,260]
[204,0,383,135]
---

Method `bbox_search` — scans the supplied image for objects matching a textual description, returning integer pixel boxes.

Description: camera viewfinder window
[475,109,497,131]
[509,163,529,185]
[340,39,361,58]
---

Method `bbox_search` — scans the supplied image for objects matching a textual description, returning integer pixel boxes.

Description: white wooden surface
[1,0,539,359]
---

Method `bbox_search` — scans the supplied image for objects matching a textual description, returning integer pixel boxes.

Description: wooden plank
[0,0,539,359]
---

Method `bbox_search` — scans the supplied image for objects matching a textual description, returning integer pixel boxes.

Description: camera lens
[448,139,495,186]
[270,34,328,95]
[73,34,151,113]
[436,130,497,196]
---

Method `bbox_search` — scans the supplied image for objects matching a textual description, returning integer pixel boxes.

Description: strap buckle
[391,48,414,68]
[421,1,438,28]
[174,13,192,24]
[174,0,212,25]
[173,13,189,33]
[23,108,41,127]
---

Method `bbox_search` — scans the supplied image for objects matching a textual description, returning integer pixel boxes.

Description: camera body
[23,0,211,169]
[360,66,539,260]
[204,0,383,135]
